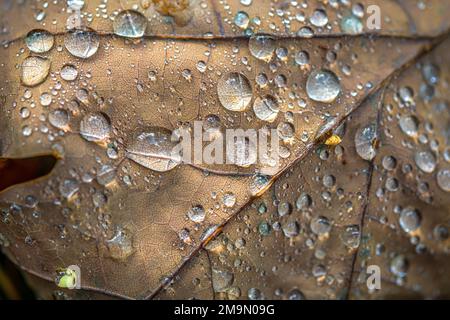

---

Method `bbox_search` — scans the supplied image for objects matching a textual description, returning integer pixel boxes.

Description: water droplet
[97,165,116,186]
[390,255,408,277]
[217,72,253,112]
[340,225,360,249]
[249,174,271,196]
[399,208,421,233]
[282,221,300,238]
[437,169,450,192]
[295,50,310,66]
[249,34,276,62]
[355,123,377,161]
[106,228,134,260]
[126,127,181,172]
[398,116,419,137]
[414,150,436,173]
[21,56,51,87]
[234,11,249,29]
[382,156,397,170]
[306,69,341,103]
[222,192,236,208]
[59,179,79,199]
[340,15,363,34]
[277,122,295,140]
[253,95,279,122]
[310,9,328,27]
[297,26,314,38]
[67,0,85,10]
[25,29,54,53]
[212,269,234,292]
[296,193,312,210]
[49,109,70,129]
[60,64,78,81]
[277,201,292,216]
[258,221,270,236]
[288,289,305,300]
[113,10,147,38]
[40,92,52,106]
[310,216,331,235]
[79,112,111,142]
[64,29,99,59]
[422,63,440,85]
[188,205,206,223]
[248,287,263,300]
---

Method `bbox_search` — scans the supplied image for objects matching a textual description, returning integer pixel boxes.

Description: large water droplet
[306,69,341,103]
[79,112,111,142]
[64,29,99,59]
[126,127,181,172]
[113,10,147,38]
[217,72,253,112]
[25,29,54,53]
[21,56,51,87]
[253,95,279,122]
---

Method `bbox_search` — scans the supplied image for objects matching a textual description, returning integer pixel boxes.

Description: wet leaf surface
[0,0,449,299]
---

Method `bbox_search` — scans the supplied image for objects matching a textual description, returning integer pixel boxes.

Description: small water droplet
[222,192,236,208]
[437,169,450,192]
[399,208,421,233]
[310,9,328,27]
[188,205,206,223]
[60,64,79,81]
[414,150,436,173]
[340,225,360,249]
[355,123,377,161]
